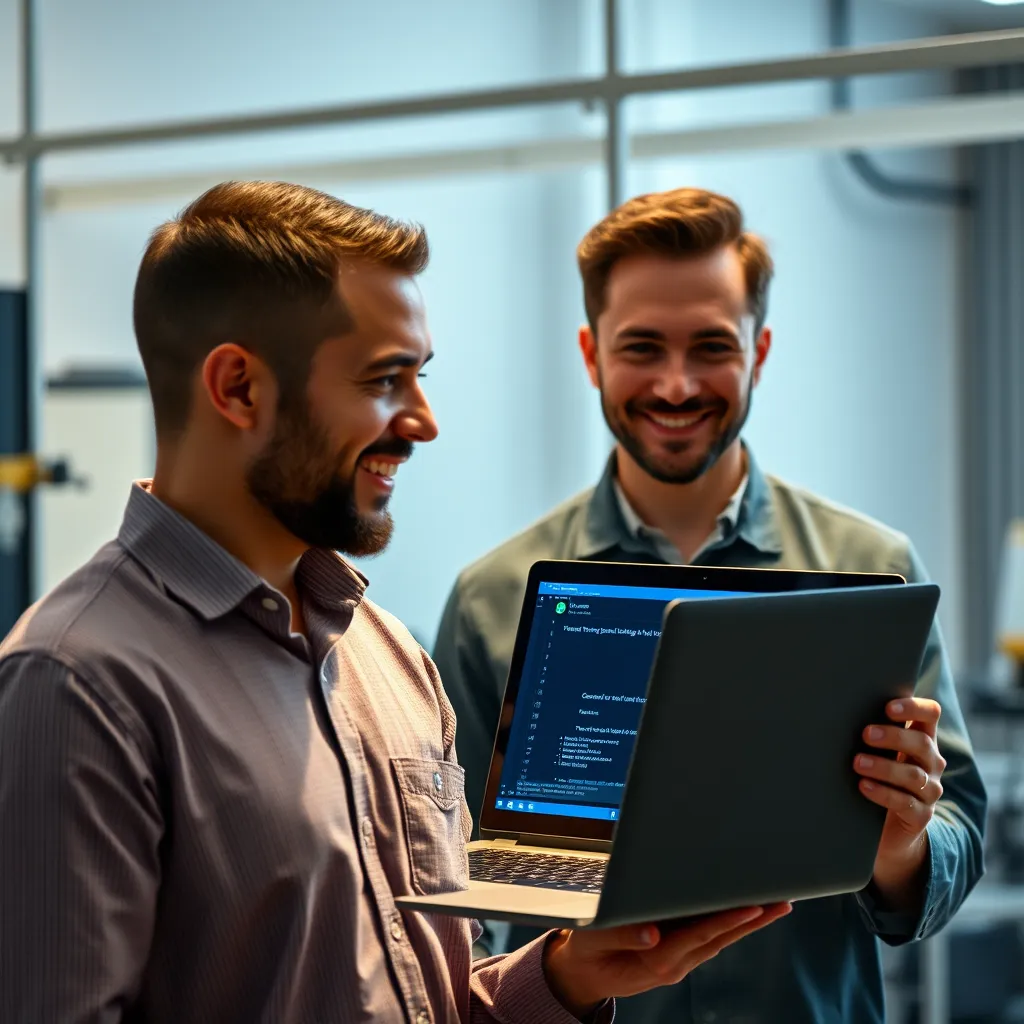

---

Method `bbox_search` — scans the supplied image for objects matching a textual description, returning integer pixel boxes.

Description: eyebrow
[362,350,434,374]
[615,325,740,343]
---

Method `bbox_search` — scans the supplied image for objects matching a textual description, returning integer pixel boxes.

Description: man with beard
[433,187,986,1024]
[0,182,791,1024]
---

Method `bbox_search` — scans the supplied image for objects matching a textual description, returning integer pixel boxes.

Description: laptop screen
[493,580,749,823]
[479,560,905,842]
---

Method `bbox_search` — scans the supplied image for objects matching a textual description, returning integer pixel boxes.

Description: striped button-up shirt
[0,482,585,1024]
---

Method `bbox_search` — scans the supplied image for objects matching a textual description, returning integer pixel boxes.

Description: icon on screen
[496,799,503,807]
[555,601,567,614]
[528,803,534,811]
[610,810,617,819]
[518,802,525,810]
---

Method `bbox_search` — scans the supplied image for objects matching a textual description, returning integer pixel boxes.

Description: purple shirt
[0,482,596,1024]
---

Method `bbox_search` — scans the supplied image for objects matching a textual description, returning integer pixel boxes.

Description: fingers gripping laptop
[397,560,939,930]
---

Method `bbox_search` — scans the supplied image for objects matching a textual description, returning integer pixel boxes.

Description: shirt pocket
[391,757,470,896]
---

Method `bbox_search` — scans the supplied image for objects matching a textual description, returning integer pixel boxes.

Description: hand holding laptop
[854,696,947,909]
[543,902,793,1017]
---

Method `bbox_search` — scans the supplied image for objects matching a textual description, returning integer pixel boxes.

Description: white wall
[0,0,972,666]
[37,386,155,595]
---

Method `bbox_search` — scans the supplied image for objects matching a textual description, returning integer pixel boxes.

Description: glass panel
[619,0,1016,76]
[36,125,609,641]
[36,0,603,133]
[0,0,19,140]
[0,166,23,285]
[628,146,965,663]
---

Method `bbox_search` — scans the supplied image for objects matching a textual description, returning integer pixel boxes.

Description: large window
[3,0,1023,660]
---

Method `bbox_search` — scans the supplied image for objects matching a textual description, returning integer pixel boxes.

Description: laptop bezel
[478,559,906,843]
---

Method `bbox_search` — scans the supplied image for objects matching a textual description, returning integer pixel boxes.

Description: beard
[599,371,753,486]
[246,402,410,557]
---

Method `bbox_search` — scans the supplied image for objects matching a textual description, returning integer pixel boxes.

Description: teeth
[649,412,703,429]
[365,460,399,478]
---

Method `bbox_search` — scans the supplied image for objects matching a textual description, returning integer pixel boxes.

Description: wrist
[872,834,930,912]
[543,930,603,1020]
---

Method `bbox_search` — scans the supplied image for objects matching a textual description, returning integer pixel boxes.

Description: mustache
[360,438,415,461]
[629,398,723,416]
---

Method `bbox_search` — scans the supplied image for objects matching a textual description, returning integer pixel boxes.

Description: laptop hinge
[516,833,611,854]
[480,830,611,854]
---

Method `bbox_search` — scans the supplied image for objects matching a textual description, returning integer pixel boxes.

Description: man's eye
[624,342,657,355]
[374,375,398,389]
[417,372,428,380]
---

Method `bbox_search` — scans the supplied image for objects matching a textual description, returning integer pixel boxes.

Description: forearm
[870,832,930,914]
[469,933,611,1024]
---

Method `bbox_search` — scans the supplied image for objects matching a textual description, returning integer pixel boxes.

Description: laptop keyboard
[469,847,607,894]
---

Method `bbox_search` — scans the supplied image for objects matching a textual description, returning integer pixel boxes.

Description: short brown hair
[576,187,774,337]
[133,180,429,436]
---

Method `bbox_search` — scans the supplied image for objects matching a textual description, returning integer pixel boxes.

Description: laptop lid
[479,560,905,844]
[592,583,940,924]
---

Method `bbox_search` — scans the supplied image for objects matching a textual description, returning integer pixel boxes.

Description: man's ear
[579,324,600,389]
[752,326,772,387]
[199,343,277,434]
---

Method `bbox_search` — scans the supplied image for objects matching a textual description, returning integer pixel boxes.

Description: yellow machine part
[0,454,47,493]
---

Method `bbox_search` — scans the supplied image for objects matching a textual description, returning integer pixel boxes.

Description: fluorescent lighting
[980,1,1024,6]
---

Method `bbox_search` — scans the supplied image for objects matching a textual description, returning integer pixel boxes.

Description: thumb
[567,923,661,955]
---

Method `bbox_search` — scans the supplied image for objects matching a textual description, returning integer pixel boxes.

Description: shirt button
[390,915,403,941]
[361,818,374,844]
[433,771,443,793]
[261,597,279,612]
[416,1011,430,1024]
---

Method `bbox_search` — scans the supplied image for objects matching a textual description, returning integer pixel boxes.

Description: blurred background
[2,1,1024,1019]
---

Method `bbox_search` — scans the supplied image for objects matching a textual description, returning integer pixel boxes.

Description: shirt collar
[612,471,747,553]
[117,481,367,622]
[572,447,783,561]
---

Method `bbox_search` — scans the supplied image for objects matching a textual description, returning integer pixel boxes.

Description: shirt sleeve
[432,581,505,838]
[469,933,614,1024]
[854,542,988,944]
[0,651,164,1022]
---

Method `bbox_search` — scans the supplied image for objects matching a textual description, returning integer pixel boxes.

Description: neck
[149,445,307,607]
[615,440,746,557]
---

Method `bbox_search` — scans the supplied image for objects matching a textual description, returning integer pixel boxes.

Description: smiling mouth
[361,459,400,478]
[643,409,714,430]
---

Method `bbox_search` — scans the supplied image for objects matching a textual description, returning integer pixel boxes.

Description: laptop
[398,560,939,929]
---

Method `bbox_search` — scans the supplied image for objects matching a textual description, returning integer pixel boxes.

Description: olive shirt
[433,450,987,1024]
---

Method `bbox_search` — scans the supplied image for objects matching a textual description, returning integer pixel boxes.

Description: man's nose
[393,386,439,444]
[651,364,700,407]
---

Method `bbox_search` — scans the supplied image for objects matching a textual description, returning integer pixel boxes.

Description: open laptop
[397,560,939,929]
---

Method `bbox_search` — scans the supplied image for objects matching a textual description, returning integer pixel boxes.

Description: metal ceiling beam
[3,27,1024,162]
[39,90,1024,213]
[603,0,626,210]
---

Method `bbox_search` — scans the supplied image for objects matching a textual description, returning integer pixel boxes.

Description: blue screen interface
[495,581,748,821]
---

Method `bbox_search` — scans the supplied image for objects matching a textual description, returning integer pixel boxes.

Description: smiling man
[0,182,790,1024]
[434,187,987,1024]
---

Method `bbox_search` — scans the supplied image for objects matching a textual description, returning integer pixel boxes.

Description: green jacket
[434,450,986,1024]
